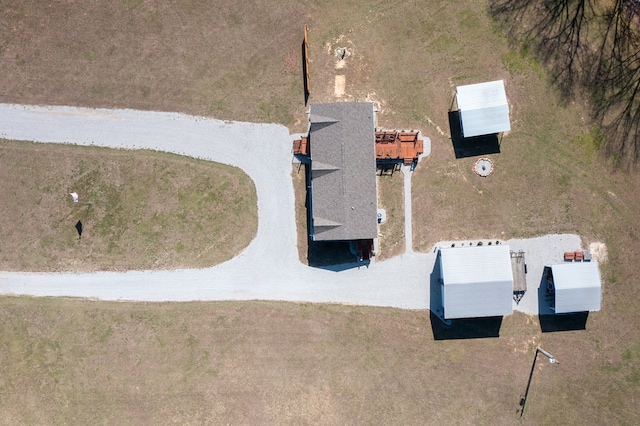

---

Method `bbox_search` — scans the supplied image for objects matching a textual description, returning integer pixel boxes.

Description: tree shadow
[488,0,588,98]
[448,111,501,158]
[489,0,640,168]
[429,253,503,339]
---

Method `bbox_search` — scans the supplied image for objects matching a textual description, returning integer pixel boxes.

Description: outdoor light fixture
[519,347,559,418]
[536,347,558,364]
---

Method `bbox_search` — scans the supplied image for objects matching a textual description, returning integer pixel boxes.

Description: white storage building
[439,244,514,319]
[548,262,602,313]
[455,80,511,138]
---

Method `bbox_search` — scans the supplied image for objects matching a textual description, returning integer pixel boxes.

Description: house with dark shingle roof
[307,102,378,247]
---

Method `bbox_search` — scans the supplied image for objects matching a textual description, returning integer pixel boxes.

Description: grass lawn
[0,140,257,271]
[292,164,308,263]
[0,298,587,424]
[1,0,640,423]
[2,297,637,424]
[376,168,405,259]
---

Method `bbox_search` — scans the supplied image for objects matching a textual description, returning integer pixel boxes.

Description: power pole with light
[519,347,559,418]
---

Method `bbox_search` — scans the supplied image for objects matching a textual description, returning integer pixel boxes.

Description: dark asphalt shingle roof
[309,102,377,241]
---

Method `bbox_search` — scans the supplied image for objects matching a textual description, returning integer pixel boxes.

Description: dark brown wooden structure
[375,130,424,166]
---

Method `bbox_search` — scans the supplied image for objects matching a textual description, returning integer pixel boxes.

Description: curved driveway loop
[0,104,432,309]
[0,104,583,313]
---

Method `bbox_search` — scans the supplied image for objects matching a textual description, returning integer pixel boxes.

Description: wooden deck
[375,131,424,165]
[294,130,424,166]
[511,250,527,293]
[293,136,308,155]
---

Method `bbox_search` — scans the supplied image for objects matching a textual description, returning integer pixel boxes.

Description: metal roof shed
[439,245,514,319]
[550,262,602,313]
[456,80,511,138]
[308,102,378,241]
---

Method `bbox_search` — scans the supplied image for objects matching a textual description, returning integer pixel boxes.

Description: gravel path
[401,165,415,254]
[0,104,583,313]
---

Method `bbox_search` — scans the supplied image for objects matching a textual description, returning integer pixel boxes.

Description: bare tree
[490,0,640,167]
[490,0,592,97]
[592,0,640,166]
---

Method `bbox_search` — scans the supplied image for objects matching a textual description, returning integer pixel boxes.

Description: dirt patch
[588,242,608,262]
[334,75,346,97]
[310,31,373,105]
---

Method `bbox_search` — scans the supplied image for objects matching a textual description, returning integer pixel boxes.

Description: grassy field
[0,0,309,129]
[0,140,257,271]
[2,297,638,424]
[2,0,640,423]
[0,297,619,425]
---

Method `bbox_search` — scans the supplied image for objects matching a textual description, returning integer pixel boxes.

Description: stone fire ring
[474,158,494,177]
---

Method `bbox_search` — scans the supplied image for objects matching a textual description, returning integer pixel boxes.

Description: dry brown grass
[0,297,581,424]
[0,140,256,271]
[292,164,308,263]
[0,0,309,130]
[2,297,636,424]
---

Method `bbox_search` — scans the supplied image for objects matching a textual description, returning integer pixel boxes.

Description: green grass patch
[572,127,605,160]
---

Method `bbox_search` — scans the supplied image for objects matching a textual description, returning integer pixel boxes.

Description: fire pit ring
[474,158,494,177]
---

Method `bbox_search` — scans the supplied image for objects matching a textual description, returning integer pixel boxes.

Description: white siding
[551,262,602,313]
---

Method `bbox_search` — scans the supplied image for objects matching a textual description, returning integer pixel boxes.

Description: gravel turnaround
[0,104,583,313]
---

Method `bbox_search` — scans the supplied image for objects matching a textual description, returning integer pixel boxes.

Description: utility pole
[519,347,559,418]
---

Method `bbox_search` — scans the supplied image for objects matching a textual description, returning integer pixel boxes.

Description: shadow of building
[537,276,588,332]
[448,110,501,159]
[301,27,310,106]
[307,240,369,270]
[430,312,503,340]
[429,253,503,339]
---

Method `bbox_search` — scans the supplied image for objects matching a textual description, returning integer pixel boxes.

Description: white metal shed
[549,262,602,313]
[439,245,514,319]
[456,80,511,138]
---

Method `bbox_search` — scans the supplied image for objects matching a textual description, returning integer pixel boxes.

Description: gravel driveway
[0,104,585,313]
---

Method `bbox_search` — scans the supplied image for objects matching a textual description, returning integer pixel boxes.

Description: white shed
[439,245,514,319]
[549,262,602,313]
[456,80,511,138]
